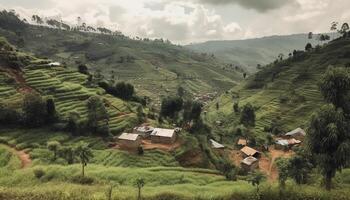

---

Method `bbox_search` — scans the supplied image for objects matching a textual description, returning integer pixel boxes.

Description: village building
[240,146,260,158]
[150,128,176,144]
[210,139,225,149]
[237,139,247,147]
[117,133,141,149]
[241,156,259,171]
[275,138,301,150]
[284,128,306,140]
[133,125,154,138]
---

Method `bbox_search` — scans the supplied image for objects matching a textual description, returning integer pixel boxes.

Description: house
[240,146,260,158]
[133,125,154,138]
[237,139,247,146]
[150,128,176,144]
[275,138,301,150]
[284,128,306,140]
[118,133,141,149]
[241,156,259,171]
[210,139,225,149]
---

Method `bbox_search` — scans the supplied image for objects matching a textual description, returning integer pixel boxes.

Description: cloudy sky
[0,0,349,44]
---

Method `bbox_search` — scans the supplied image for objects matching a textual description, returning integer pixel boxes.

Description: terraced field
[206,38,350,144]
[18,62,138,134]
[0,73,23,110]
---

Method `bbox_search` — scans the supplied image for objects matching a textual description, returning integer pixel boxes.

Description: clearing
[0,144,32,169]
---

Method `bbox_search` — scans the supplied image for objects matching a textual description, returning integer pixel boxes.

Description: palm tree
[75,142,93,177]
[135,178,145,200]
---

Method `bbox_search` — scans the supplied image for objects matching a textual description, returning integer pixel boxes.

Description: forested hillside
[0,10,243,107]
[186,34,322,72]
[206,36,350,144]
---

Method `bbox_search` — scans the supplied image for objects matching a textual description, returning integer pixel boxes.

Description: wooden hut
[150,128,176,144]
[118,133,141,149]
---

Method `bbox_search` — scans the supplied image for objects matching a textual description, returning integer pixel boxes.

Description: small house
[118,133,141,149]
[284,128,306,140]
[210,139,225,149]
[241,156,259,171]
[275,138,301,150]
[133,125,154,138]
[240,146,260,158]
[237,139,247,147]
[150,128,176,144]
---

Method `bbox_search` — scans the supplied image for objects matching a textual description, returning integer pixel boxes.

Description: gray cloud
[198,0,299,12]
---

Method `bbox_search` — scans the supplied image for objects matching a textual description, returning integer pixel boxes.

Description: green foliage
[319,67,350,112]
[275,158,290,189]
[23,92,47,127]
[33,168,45,179]
[87,96,109,135]
[75,142,94,177]
[160,96,183,119]
[240,103,256,127]
[307,104,350,190]
[47,141,61,160]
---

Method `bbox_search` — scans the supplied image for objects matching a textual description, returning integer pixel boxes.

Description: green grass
[0,145,21,170]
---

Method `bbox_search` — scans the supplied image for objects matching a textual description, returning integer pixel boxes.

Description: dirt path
[259,148,294,181]
[229,147,294,181]
[141,139,181,151]
[0,144,32,169]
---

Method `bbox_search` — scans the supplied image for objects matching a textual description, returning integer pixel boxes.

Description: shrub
[33,168,45,179]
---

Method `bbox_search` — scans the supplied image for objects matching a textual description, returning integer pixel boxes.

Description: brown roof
[241,156,258,166]
[240,146,259,156]
[237,139,247,146]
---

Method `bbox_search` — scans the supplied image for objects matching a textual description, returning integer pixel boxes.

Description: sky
[0,0,349,44]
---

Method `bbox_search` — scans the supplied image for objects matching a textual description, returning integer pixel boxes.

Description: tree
[307,104,350,190]
[240,103,255,127]
[135,178,145,200]
[46,98,56,122]
[308,32,313,39]
[288,152,312,184]
[160,96,183,119]
[78,64,89,75]
[330,22,338,40]
[275,158,290,189]
[47,141,61,161]
[319,67,350,112]
[216,102,220,110]
[87,96,109,134]
[59,146,75,164]
[136,105,145,123]
[114,82,135,100]
[243,72,247,79]
[75,142,93,177]
[177,86,185,97]
[247,171,265,197]
[339,23,349,37]
[233,102,239,113]
[305,43,313,51]
[23,92,47,127]
[67,112,79,135]
[319,34,330,42]
[278,53,284,61]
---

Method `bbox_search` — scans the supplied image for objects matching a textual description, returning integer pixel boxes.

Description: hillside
[186,34,322,72]
[205,36,350,143]
[0,11,243,107]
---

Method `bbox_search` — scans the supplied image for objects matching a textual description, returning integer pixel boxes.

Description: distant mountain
[186,34,322,72]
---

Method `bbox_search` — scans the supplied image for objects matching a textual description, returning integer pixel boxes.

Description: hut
[275,138,301,150]
[150,128,176,144]
[240,146,260,158]
[118,133,141,149]
[237,139,247,147]
[133,125,154,138]
[241,156,259,171]
[210,139,225,149]
[284,128,306,140]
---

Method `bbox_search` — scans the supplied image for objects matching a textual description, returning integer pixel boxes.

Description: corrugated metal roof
[118,133,140,141]
[134,126,154,133]
[237,139,247,146]
[276,139,289,146]
[240,146,259,156]
[210,139,225,149]
[285,128,306,136]
[151,128,175,138]
[241,156,258,166]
